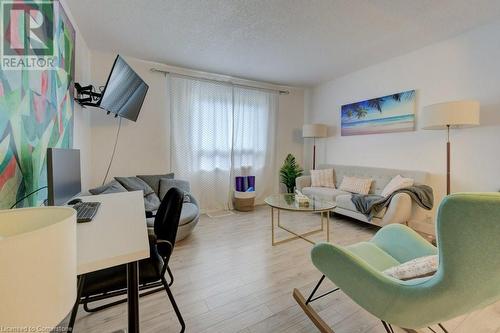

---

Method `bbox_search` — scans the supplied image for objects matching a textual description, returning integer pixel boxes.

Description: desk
[76,191,149,333]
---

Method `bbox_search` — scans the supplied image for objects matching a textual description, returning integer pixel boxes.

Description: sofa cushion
[89,179,127,195]
[310,169,335,188]
[315,164,428,195]
[339,176,372,195]
[335,194,356,211]
[381,175,414,197]
[137,173,174,195]
[115,176,161,211]
[147,202,199,228]
[336,194,386,218]
[302,187,349,202]
[159,178,191,201]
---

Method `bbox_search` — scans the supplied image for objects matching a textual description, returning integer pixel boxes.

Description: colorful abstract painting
[0,1,75,208]
[341,90,416,136]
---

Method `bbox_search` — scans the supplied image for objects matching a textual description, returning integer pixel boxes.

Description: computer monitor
[47,148,82,206]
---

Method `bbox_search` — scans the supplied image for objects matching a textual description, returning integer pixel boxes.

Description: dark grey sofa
[90,175,200,241]
[146,192,199,241]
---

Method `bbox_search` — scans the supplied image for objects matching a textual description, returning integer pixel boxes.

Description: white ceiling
[67,0,500,86]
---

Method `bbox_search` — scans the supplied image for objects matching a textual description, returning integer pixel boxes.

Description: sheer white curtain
[232,87,277,205]
[169,75,277,212]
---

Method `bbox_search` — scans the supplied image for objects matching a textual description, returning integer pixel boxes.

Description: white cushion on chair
[383,255,438,280]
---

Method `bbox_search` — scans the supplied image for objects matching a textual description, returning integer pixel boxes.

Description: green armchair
[296,193,500,332]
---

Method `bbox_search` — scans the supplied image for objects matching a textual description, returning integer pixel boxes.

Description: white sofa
[295,164,430,226]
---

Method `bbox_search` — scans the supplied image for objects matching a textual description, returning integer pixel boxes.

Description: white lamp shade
[303,124,328,138]
[0,207,76,328]
[421,100,480,130]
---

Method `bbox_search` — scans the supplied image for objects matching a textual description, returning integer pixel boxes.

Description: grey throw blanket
[351,184,434,220]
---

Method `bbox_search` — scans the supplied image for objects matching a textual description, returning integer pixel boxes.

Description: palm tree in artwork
[367,99,383,112]
[354,106,368,119]
[344,90,415,120]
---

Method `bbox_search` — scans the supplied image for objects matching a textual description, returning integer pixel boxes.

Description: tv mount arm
[74,82,102,108]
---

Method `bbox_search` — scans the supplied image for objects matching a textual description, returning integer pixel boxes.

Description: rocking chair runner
[68,188,186,332]
[294,193,500,332]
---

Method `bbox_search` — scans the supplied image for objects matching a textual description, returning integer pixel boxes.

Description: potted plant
[280,154,303,193]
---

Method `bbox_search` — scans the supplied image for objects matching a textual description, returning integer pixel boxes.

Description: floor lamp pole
[312,137,316,170]
[446,125,450,195]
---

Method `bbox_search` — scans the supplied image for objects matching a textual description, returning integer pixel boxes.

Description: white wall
[88,52,170,187]
[60,0,92,191]
[276,87,306,186]
[88,50,305,189]
[306,20,500,226]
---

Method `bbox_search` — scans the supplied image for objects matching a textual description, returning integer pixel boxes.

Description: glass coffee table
[264,194,336,246]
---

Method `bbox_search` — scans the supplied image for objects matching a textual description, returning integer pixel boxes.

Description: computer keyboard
[74,202,101,223]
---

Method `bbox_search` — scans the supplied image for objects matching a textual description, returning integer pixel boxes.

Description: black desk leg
[127,261,140,333]
[68,274,85,332]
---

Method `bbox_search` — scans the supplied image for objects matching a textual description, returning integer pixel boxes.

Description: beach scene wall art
[341,90,416,136]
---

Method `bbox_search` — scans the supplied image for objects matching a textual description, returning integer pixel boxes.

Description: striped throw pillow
[383,255,438,281]
[381,175,414,197]
[339,176,372,194]
[310,169,335,188]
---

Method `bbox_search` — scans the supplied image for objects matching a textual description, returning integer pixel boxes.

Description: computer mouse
[67,198,83,205]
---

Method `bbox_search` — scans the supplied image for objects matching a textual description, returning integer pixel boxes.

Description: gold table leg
[326,211,330,242]
[320,211,324,231]
[277,208,281,227]
[271,207,275,246]
[271,207,332,246]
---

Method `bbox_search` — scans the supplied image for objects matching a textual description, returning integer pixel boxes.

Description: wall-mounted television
[98,55,149,122]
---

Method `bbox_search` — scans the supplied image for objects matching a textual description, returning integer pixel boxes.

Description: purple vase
[235,176,245,192]
[247,176,255,191]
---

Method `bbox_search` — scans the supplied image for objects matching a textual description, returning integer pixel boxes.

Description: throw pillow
[89,179,127,195]
[137,172,175,195]
[381,175,414,197]
[310,169,335,188]
[159,178,191,203]
[115,176,161,211]
[383,255,438,281]
[339,176,372,195]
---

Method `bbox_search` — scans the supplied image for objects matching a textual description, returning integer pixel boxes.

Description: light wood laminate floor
[74,206,500,333]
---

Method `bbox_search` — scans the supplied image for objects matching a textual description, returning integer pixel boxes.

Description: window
[169,75,277,211]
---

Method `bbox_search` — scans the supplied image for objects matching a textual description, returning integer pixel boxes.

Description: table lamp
[0,207,77,329]
[303,124,327,170]
[421,100,480,195]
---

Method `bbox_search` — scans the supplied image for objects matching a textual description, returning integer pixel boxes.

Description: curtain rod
[150,68,290,95]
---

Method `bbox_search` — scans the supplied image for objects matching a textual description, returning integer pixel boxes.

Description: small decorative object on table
[294,189,310,207]
[234,176,256,212]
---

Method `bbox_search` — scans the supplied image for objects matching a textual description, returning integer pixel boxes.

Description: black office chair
[68,188,186,332]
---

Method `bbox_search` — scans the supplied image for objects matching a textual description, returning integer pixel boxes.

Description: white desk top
[76,191,149,275]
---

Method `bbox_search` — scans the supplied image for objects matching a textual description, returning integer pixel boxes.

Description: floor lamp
[303,124,327,170]
[421,100,480,195]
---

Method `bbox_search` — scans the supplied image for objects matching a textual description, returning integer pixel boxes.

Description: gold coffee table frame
[265,194,336,246]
